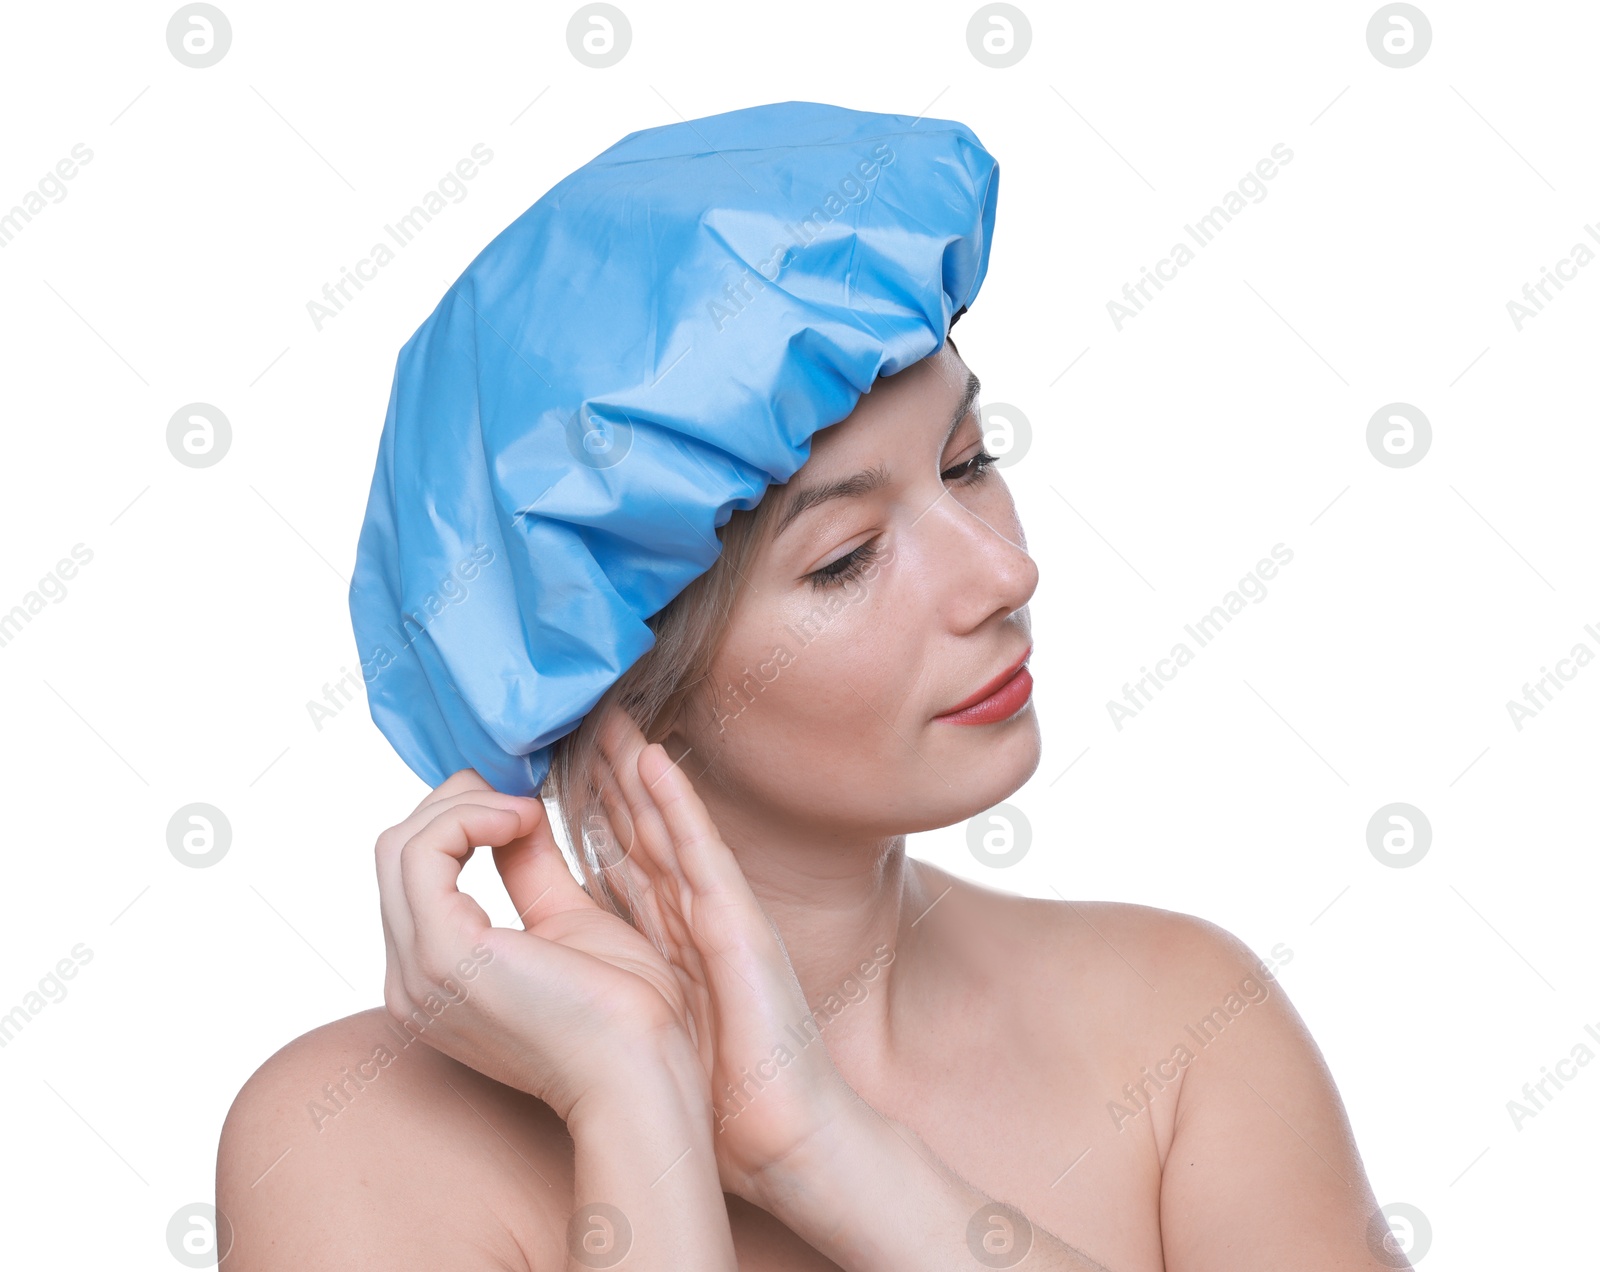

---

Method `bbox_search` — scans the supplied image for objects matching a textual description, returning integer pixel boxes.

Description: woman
[216,102,1403,1271]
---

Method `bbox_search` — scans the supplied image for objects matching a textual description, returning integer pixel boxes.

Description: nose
[921,484,1038,632]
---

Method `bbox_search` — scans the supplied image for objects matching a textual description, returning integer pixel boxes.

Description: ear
[652,704,717,784]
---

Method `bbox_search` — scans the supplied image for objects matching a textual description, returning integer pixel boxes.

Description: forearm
[566,1040,737,1271]
[751,1098,1111,1272]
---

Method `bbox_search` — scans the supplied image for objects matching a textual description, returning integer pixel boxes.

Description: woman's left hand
[575,707,863,1205]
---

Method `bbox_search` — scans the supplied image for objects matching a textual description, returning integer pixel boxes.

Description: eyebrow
[772,370,982,541]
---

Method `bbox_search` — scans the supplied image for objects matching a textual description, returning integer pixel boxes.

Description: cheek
[701,574,924,753]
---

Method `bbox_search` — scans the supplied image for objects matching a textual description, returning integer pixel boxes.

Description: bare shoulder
[915,858,1287,996]
[915,869,1387,1267]
[913,861,1308,1109]
[216,1006,573,1271]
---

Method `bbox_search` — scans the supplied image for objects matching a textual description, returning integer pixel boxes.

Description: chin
[912,707,1043,832]
[971,708,1043,798]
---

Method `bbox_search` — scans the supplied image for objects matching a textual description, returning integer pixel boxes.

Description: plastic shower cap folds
[348,99,1001,795]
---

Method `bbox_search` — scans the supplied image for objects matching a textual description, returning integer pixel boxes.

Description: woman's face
[668,343,1040,841]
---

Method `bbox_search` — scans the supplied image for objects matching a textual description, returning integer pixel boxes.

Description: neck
[695,786,937,1076]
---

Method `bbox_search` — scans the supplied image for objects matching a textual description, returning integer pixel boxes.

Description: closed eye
[806,539,880,590]
[941,450,999,485]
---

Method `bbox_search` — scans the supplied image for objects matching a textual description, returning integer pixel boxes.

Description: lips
[936,645,1033,717]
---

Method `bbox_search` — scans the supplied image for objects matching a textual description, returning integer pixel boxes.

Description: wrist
[567,1030,710,1137]
[742,1084,876,1214]
[745,1103,989,1272]
[563,1030,738,1272]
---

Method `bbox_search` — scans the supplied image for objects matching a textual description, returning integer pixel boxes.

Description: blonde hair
[539,494,779,942]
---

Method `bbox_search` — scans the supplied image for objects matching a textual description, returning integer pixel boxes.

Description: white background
[1,0,1595,1266]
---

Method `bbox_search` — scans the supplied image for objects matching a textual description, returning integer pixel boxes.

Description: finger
[398,799,535,970]
[591,707,651,846]
[582,712,690,926]
[377,901,406,1014]
[407,767,495,820]
[595,713,690,894]
[375,824,418,964]
[590,736,759,1055]
[490,795,599,929]
[587,710,744,987]
[636,744,737,893]
[378,787,521,953]
[597,774,675,926]
[636,743,772,954]
[584,719,717,963]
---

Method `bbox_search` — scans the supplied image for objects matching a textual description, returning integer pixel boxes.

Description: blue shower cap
[348,99,1000,795]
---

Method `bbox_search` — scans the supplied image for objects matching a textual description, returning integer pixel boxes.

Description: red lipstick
[934,646,1034,725]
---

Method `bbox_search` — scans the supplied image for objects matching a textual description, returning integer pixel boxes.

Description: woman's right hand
[374,766,704,1125]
